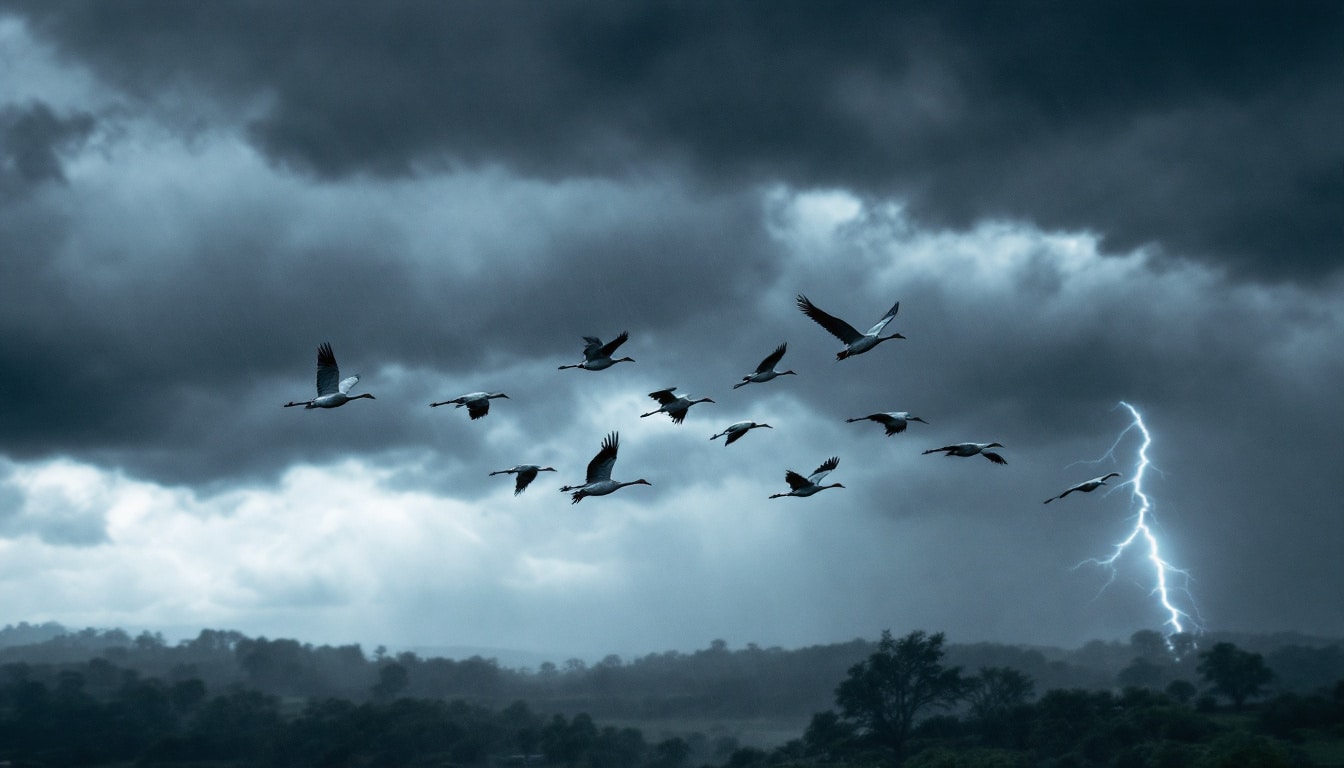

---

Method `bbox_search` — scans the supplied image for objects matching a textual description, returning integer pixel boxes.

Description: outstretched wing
[586,432,619,483]
[338,375,360,394]
[809,456,840,483]
[1044,484,1079,503]
[598,331,630,357]
[315,342,340,395]
[514,466,539,495]
[883,417,907,435]
[981,451,1007,465]
[647,387,679,405]
[783,470,810,491]
[853,413,905,434]
[466,399,490,419]
[715,423,750,442]
[797,295,862,344]
[863,300,901,336]
[755,342,787,374]
[581,336,605,358]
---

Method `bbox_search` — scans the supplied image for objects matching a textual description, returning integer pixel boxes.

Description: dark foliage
[1199,642,1275,710]
[1,623,1343,766]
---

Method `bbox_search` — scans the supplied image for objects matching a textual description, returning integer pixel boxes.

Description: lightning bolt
[1074,401,1202,638]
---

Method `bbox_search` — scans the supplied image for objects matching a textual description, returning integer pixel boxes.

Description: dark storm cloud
[0,101,94,198]
[6,1,1340,279]
[0,156,773,486]
[1,2,1342,651]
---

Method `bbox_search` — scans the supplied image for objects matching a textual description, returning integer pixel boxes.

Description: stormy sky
[2,1,1341,659]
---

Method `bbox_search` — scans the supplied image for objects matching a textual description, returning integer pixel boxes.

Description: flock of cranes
[285,296,1118,504]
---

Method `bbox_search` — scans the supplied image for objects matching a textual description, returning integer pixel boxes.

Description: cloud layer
[1,4,1341,655]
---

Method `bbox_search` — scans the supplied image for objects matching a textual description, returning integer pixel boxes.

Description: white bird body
[559,332,635,371]
[1044,472,1122,504]
[770,456,844,498]
[559,432,651,504]
[733,342,796,388]
[640,387,715,424]
[796,295,904,360]
[430,391,510,419]
[490,464,557,496]
[922,442,1007,464]
[284,342,375,409]
[846,411,927,436]
[710,421,773,446]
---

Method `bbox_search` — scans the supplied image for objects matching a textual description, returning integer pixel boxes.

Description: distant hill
[3,621,1341,720]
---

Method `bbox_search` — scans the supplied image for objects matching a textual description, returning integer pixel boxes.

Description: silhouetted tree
[371,662,409,701]
[1198,642,1274,710]
[834,629,966,761]
[965,666,1034,749]
[541,712,597,766]
[802,709,857,760]
[965,667,1035,720]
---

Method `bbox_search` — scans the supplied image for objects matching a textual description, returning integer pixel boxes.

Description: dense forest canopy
[1,622,1342,766]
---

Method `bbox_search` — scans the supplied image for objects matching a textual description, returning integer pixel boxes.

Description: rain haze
[1,2,1342,662]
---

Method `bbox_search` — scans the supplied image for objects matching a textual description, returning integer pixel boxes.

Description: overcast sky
[2,1,1341,660]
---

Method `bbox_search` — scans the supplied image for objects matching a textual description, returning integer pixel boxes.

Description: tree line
[2,622,1343,765]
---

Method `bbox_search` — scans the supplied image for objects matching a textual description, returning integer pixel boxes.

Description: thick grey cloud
[4,1,1340,279]
[0,4,1341,653]
[0,100,93,198]
[0,158,773,485]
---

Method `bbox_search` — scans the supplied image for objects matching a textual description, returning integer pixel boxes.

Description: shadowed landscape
[3,622,1342,766]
